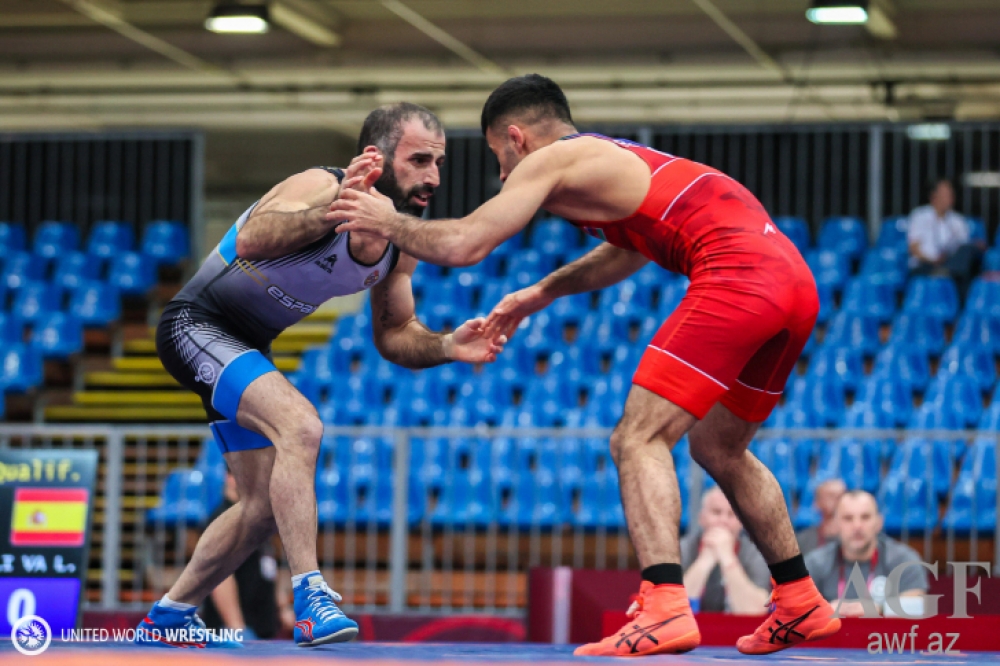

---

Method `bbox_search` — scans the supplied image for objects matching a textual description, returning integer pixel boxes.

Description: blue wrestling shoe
[292,574,358,646]
[134,601,243,648]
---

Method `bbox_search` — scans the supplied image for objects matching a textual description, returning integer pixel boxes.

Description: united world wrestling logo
[194,362,216,385]
[364,270,380,287]
[12,615,52,656]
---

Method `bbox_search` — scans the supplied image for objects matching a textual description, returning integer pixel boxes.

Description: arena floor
[4,642,1000,665]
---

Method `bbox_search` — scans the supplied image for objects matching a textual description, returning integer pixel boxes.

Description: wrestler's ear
[508,125,526,152]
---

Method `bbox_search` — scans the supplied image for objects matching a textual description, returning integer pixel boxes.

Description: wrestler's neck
[523,120,578,152]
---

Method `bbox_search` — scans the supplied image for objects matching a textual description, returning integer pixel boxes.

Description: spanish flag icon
[11,488,89,547]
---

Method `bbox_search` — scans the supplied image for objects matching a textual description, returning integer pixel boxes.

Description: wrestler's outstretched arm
[331,149,560,267]
[485,243,649,338]
[369,253,506,369]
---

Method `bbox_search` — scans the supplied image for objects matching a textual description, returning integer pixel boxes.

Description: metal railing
[1,424,998,614]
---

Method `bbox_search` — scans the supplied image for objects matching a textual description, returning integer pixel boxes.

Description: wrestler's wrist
[442,333,455,361]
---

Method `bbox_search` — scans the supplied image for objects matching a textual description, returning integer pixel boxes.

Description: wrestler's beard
[374,166,433,217]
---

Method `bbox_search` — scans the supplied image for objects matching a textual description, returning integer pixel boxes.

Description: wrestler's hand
[444,317,508,364]
[484,285,555,339]
[341,147,383,195]
[326,187,398,237]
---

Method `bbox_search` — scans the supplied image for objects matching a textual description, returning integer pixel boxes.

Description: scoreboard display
[0,449,98,637]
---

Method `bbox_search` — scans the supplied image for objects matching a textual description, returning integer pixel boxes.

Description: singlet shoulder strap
[313,166,346,183]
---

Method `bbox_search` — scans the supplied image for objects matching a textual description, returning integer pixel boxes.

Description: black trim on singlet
[314,166,346,183]
[386,246,401,276]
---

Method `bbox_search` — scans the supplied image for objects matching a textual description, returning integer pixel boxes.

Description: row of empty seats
[0,220,189,396]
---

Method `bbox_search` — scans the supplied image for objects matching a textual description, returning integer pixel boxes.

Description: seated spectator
[907,178,984,299]
[805,490,929,617]
[681,487,771,615]
[200,469,295,639]
[796,478,846,555]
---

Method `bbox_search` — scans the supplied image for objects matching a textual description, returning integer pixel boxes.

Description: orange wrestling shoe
[573,581,700,657]
[736,577,841,655]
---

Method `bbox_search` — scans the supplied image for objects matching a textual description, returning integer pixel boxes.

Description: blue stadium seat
[814,283,835,325]
[0,312,23,346]
[87,221,135,261]
[656,279,688,317]
[632,262,667,290]
[506,249,556,277]
[52,252,102,291]
[818,216,867,260]
[531,218,580,251]
[872,344,931,393]
[431,468,495,527]
[941,438,997,535]
[891,437,960,500]
[548,293,592,328]
[980,403,1000,431]
[859,247,907,292]
[886,313,945,356]
[805,346,865,393]
[840,277,896,323]
[573,471,625,529]
[908,403,962,431]
[0,344,43,393]
[315,469,349,525]
[965,278,1000,319]
[753,438,805,499]
[950,313,999,356]
[145,469,223,527]
[769,403,821,429]
[984,248,1000,273]
[966,217,987,243]
[938,344,996,391]
[823,311,881,357]
[12,282,62,324]
[108,252,156,296]
[142,221,189,266]
[2,251,46,290]
[815,438,881,494]
[902,276,959,322]
[773,217,810,252]
[597,279,655,313]
[875,216,908,250]
[879,471,937,536]
[805,249,850,292]
[30,312,84,359]
[785,377,846,426]
[853,376,912,428]
[33,221,79,261]
[800,329,818,358]
[431,278,474,310]
[924,373,983,429]
[0,222,27,255]
[503,469,571,529]
[69,280,122,326]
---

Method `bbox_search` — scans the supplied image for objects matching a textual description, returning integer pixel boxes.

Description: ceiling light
[907,124,951,141]
[206,3,270,34]
[806,1,869,25]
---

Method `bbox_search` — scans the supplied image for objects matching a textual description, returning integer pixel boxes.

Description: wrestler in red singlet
[561,133,819,423]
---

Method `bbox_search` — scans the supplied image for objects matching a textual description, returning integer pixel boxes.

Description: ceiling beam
[271,0,341,47]
[379,0,510,78]
[867,0,898,40]
[58,0,235,80]
[688,0,784,78]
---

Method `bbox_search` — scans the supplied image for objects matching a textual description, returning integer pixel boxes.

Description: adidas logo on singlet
[314,253,338,274]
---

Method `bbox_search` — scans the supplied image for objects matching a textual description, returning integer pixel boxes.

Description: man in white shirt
[907,179,983,298]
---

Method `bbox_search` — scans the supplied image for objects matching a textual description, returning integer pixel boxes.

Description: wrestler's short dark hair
[480,74,573,135]
[357,103,443,163]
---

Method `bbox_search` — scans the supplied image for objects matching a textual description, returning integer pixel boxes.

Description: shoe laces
[305,580,346,622]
